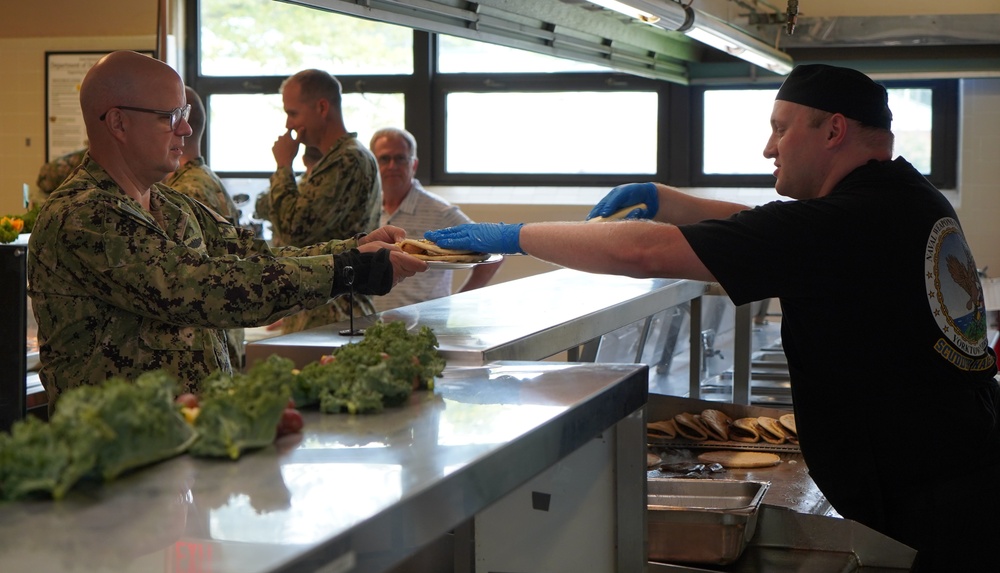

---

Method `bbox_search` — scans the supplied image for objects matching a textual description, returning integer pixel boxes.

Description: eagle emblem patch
[926,217,991,370]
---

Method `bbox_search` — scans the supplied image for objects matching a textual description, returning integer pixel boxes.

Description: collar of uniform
[307,132,358,181]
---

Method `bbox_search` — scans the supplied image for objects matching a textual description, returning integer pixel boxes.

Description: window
[208,93,405,173]
[445,91,657,175]
[199,0,413,76]
[431,32,666,185]
[695,80,957,188]
[438,36,608,74]
[194,0,413,180]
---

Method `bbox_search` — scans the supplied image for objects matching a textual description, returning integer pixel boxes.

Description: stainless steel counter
[0,361,649,573]
[246,269,710,368]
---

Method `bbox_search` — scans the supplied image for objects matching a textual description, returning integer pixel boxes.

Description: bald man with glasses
[27,51,426,414]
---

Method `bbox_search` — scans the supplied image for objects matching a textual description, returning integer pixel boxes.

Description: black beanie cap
[775,64,892,130]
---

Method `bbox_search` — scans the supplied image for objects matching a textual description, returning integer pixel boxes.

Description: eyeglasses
[99,104,192,131]
[376,154,413,166]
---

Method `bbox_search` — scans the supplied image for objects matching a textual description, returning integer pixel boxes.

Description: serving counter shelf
[0,361,649,573]
[246,268,711,368]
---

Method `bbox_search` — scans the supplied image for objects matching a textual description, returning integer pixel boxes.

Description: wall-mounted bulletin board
[44,51,153,161]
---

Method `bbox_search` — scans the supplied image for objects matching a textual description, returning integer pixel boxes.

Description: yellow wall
[0,0,160,216]
[0,36,157,216]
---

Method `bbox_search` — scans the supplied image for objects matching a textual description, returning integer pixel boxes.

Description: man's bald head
[80,51,184,136]
[78,50,191,192]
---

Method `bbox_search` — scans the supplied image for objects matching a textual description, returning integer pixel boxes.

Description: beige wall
[954,79,1000,277]
[0,0,161,216]
[0,36,157,216]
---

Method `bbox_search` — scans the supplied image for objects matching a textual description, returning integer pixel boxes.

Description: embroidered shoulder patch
[926,217,989,363]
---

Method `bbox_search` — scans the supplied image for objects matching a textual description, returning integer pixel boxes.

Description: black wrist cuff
[331,249,394,297]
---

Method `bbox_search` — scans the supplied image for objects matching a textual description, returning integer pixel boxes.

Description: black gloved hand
[331,248,394,297]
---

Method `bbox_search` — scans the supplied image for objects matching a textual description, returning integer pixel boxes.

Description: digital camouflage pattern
[267,132,382,334]
[33,148,88,207]
[28,155,361,411]
[164,156,245,366]
[253,191,290,247]
[165,157,240,223]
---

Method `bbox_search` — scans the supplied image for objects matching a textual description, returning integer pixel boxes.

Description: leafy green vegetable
[302,321,446,414]
[53,370,198,480]
[0,219,20,243]
[362,321,445,391]
[20,205,40,232]
[0,206,37,243]
[188,356,292,459]
[0,370,195,500]
[0,417,77,501]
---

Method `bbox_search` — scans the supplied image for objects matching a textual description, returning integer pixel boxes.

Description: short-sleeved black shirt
[680,157,1000,528]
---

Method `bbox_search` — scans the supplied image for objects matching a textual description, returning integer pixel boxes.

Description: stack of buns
[647,409,798,445]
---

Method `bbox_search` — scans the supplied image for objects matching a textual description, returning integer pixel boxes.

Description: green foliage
[0,417,76,501]
[19,205,40,232]
[0,370,195,500]
[188,357,293,459]
[0,221,19,243]
[55,371,198,481]
[0,205,40,243]
[301,321,446,414]
[0,323,446,502]
[200,0,411,75]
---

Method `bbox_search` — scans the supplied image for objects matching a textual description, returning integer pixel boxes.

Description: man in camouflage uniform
[266,69,383,335]
[165,87,240,224]
[164,86,245,367]
[253,145,322,248]
[33,147,88,207]
[27,51,426,414]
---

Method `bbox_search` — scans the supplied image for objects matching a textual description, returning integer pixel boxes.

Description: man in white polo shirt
[370,127,501,311]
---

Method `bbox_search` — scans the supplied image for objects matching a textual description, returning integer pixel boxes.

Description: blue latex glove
[425,223,525,254]
[586,182,659,220]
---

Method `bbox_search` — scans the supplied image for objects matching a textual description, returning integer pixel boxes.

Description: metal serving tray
[648,478,769,566]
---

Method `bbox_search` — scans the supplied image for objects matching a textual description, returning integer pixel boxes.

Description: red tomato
[175,393,199,409]
[275,408,305,438]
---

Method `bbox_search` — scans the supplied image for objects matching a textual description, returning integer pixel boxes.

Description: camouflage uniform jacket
[33,148,88,207]
[164,156,240,223]
[268,132,382,334]
[164,156,245,367]
[28,155,360,408]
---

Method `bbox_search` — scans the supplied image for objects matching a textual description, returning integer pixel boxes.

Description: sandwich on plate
[396,238,489,263]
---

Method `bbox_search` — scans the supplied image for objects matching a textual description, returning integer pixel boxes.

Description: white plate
[426,253,504,270]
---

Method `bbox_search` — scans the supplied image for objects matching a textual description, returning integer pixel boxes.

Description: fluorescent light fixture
[686,9,794,75]
[588,0,662,25]
[589,0,794,75]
